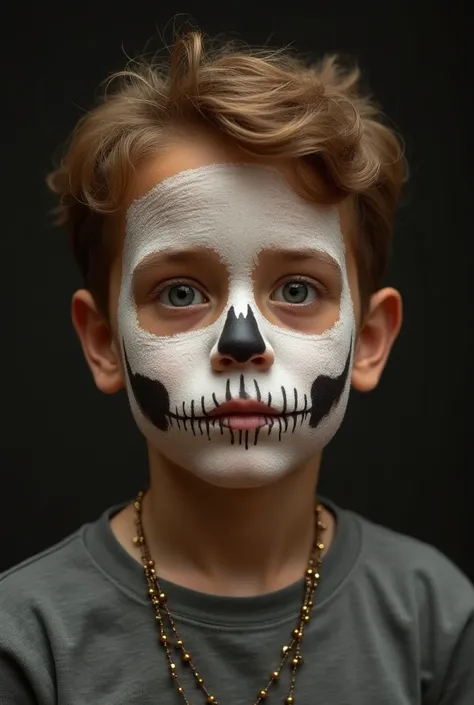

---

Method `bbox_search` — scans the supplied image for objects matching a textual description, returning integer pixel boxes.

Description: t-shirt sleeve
[0,653,39,705]
[420,549,474,705]
[0,580,52,705]
[437,612,474,704]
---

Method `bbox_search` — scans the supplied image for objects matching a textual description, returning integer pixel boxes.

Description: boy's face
[85,134,401,489]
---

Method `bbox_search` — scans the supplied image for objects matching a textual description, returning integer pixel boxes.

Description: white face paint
[118,164,355,488]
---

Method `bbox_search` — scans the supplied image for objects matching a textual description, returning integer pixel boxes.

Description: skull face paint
[118,164,355,488]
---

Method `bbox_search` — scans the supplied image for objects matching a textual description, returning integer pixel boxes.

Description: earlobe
[71,290,124,394]
[351,287,402,393]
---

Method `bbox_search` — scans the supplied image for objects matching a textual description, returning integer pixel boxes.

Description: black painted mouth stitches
[166,376,312,449]
[122,337,352,449]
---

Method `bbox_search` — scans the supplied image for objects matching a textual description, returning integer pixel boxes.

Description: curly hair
[47,30,406,315]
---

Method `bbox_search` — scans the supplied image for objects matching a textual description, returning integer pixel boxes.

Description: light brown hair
[47,30,406,315]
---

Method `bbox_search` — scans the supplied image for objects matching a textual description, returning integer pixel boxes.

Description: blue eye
[159,284,206,307]
[272,280,318,305]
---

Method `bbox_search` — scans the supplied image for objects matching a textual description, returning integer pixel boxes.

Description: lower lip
[219,415,272,430]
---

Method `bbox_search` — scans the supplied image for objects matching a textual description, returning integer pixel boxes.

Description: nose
[211,305,275,372]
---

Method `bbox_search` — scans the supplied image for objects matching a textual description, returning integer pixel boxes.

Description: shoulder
[0,523,95,639]
[354,510,473,598]
[346,507,474,646]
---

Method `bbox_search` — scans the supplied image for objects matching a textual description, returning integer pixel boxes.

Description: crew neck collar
[82,495,361,627]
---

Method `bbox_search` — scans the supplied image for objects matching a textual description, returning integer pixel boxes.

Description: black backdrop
[1,2,472,580]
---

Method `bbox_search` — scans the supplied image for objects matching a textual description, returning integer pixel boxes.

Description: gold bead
[159,592,167,603]
[182,652,191,662]
[196,674,204,685]
[291,655,303,667]
[160,634,168,643]
[177,687,183,694]
[169,662,176,672]
[301,605,309,614]
[207,697,216,704]
[315,573,320,580]
[134,501,140,510]
[317,542,325,551]
[148,559,155,568]
[148,588,155,596]
[303,614,310,623]
[271,670,280,680]
[176,640,183,648]
[306,568,314,577]
[282,645,289,655]
[259,690,268,699]
[286,697,294,704]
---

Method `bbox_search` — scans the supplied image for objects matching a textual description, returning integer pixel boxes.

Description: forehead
[124,164,346,273]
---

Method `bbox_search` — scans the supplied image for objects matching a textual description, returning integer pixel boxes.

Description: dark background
[1,2,472,579]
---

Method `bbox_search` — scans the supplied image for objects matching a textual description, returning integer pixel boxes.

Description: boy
[1,30,473,705]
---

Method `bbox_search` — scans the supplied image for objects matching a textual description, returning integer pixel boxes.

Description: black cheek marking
[309,343,352,428]
[254,379,261,402]
[123,342,170,432]
[293,388,298,411]
[201,397,208,416]
[292,414,298,432]
[277,417,283,441]
[217,305,266,363]
[238,430,243,446]
[267,392,272,407]
[205,418,211,440]
[244,430,249,450]
[175,408,181,431]
[229,428,235,445]
[198,419,203,436]
[212,393,220,408]
[268,418,274,436]
[182,402,188,431]
[225,379,232,401]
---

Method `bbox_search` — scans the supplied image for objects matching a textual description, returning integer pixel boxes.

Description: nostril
[253,356,266,366]
[220,358,233,368]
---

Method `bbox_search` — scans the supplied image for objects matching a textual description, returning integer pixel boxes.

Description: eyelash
[149,276,326,307]
[271,276,327,304]
[151,279,209,305]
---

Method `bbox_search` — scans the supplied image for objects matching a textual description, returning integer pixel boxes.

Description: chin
[164,445,307,490]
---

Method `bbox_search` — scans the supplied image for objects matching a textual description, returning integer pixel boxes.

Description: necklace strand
[133,490,326,704]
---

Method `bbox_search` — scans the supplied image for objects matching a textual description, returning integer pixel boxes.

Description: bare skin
[72,132,402,597]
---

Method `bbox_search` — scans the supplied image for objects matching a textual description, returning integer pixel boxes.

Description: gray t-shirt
[1,497,473,705]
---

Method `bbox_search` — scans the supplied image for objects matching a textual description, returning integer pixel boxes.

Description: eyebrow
[133,249,203,275]
[265,248,342,275]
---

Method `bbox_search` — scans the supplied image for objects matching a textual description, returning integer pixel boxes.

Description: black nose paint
[217,305,266,363]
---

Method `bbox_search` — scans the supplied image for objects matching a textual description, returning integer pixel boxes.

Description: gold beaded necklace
[132,490,326,704]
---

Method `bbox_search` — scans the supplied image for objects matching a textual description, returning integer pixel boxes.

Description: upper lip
[210,400,276,416]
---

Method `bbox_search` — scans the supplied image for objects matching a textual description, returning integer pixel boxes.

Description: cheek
[262,302,341,335]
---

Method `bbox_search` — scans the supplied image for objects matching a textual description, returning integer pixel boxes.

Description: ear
[71,289,124,394]
[351,287,402,392]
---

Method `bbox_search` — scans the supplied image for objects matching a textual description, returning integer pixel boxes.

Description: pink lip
[210,400,275,416]
[210,399,276,431]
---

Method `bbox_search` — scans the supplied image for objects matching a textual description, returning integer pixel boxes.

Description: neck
[128,449,333,597]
